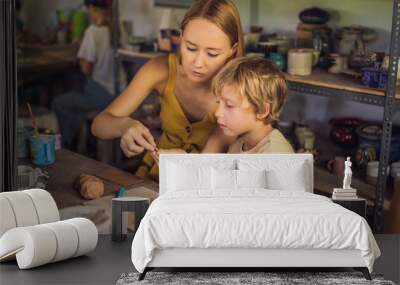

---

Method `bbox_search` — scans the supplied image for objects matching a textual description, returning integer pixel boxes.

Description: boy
[212,56,293,154]
[52,0,126,150]
[153,56,293,161]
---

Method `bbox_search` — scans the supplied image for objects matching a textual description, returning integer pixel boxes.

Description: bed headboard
[159,153,314,195]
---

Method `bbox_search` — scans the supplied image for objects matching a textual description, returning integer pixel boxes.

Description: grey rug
[116,271,396,285]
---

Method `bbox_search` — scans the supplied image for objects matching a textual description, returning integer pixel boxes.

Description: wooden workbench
[19,149,158,209]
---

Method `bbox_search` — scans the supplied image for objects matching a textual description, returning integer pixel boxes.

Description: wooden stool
[111,197,149,242]
[77,111,114,163]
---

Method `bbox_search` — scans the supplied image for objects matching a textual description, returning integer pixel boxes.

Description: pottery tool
[116,186,126,198]
[27,103,40,137]
[150,148,160,165]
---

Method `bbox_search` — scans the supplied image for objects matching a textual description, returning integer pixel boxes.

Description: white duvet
[131,190,380,273]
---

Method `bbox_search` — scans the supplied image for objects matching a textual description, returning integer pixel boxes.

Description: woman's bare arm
[91,56,168,156]
[92,56,167,138]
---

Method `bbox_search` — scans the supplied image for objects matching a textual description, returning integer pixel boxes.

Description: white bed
[131,154,380,281]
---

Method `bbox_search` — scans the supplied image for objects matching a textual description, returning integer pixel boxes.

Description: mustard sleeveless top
[135,54,217,181]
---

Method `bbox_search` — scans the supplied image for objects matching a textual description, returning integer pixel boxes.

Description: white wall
[23,0,393,52]
[21,0,83,37]
[117,0,251,38]
[21,0,252,39]
[118,0,184,38]
[21,0,399,133]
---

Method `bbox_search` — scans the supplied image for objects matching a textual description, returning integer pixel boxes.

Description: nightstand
[332,198,367,218]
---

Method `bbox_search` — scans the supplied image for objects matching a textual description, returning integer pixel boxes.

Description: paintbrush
[27,103,40,137]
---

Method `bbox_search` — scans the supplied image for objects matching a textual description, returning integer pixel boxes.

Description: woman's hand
[120,120,157,157]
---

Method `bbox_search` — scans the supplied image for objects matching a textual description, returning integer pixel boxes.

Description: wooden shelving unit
[116,48,400,104]
[117,49,165,60]
[286,69,400,100]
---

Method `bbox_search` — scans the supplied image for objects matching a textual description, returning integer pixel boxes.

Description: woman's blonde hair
[180,0,245,57]
[212,56,287,124]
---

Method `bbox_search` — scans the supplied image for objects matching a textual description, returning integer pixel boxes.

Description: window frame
[0,0,18,192]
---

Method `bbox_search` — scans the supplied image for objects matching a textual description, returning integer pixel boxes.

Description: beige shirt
[228,129,294,154]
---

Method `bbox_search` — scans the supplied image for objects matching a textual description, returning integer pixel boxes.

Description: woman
[52,0,126,150]
[92,0,244,181]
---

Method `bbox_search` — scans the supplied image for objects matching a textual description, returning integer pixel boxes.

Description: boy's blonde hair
[212,56,287,124]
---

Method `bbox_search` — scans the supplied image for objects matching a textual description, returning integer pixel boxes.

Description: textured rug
[116,271,396,285]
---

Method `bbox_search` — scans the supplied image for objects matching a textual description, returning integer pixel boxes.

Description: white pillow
[236,169,267,188]
[167,162,212,191]
[211,169,268,190]
[208,159,237,171]
[266,166,306,191]
[212,168,237,190]
[238,159,308,191]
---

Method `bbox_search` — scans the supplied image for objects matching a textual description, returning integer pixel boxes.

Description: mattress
[131,190,380,273]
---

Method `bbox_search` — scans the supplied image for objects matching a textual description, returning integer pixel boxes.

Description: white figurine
[343,157,352,189]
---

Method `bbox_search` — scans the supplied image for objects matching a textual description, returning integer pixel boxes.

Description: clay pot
[329,117,363,148]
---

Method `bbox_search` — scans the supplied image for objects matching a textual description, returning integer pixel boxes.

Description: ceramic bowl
[329,117,363,147]
[299,7,330,25]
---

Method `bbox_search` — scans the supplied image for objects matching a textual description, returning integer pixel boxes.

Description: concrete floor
[0,235,399,285]
[0,235,134,285]
[374,234,400,284]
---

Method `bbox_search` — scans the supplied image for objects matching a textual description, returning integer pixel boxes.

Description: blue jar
[269,52,286,71]
[29,134,56,166]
